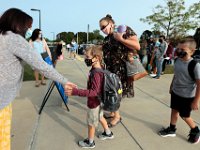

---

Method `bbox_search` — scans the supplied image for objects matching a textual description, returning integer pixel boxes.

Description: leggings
[0,103,12,150]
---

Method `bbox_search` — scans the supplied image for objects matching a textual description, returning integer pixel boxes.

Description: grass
[23,64,34,81]
[164,64,174,74]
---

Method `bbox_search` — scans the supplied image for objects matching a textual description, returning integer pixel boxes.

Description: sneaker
[188,128,200,144]
[98,131,114,140]
[78,138,95,149]
[158,127,176,137]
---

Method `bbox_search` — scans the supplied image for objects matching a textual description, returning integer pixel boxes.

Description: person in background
[99,14,140,127]
[29,29,52,87]
[138,39,147,64]
[153,35,168,79]
[162,39,173,74]
[69,39,77,60]
[0,8,75,150]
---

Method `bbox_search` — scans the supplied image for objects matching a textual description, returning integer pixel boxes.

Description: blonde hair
[180,36,197,53]
[85,45,103,63]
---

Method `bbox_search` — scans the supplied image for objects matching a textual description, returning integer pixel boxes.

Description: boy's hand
[65,88,73,96]
[191,100,199,110]
[64,81,77,96]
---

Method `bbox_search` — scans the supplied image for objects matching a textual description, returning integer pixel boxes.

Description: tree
[140,0,200,39]
[75,32,87,44]
[57,32,74,44]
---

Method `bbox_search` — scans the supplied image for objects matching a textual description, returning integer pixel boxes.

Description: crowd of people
[0,8,200,150]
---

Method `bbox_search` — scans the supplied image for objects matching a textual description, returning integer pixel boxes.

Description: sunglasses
[100,23,109,31]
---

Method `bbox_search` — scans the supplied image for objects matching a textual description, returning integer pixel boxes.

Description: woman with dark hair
[0,8,75,150]
[29,28,52,87]
[99,14,140,127]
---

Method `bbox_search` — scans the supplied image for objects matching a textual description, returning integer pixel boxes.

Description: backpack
[91,69,123,112]
[188,50,200,80]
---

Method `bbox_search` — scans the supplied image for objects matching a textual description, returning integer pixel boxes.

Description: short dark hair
[0,8,33,37]
[30,28,41,41]
[159,35,165,39]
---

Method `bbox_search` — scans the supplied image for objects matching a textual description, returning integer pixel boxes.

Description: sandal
[41,81,46,85]
[35,81,40,87]
[103,114,114,119]
[108,117,122,128]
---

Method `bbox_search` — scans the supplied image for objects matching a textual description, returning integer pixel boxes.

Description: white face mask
[25,28,32,39]
[38,34,42,39]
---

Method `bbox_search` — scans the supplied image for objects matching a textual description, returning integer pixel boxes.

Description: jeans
[156,58,164,77]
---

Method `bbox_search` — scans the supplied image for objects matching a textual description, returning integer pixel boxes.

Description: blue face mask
[25,29,32,39]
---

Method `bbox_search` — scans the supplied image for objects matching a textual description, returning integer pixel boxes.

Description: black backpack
[91,69,123,112]
[188,50,200,80]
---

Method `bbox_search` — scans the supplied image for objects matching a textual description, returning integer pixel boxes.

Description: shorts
[87,106,103,127]
[126,58,146,77]
[171,91,194,117]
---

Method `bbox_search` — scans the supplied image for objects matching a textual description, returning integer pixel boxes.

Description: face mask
[159,39,163,43]
[25,28,32,39]
[38,34,42,39]
[176,49,187,58]
[84,58,93,67]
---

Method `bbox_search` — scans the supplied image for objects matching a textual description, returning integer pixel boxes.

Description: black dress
[102,26,136,98]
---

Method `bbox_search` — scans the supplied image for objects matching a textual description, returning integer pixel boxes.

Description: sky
[0,0,199,41]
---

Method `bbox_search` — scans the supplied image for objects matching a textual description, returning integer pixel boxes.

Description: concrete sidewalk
[12,52,200,150]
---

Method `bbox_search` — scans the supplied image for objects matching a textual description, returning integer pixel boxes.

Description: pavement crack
[28,114,41,150]
[120,121,144,150]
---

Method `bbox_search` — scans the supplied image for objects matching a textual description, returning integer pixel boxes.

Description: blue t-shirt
[33,41,44,54]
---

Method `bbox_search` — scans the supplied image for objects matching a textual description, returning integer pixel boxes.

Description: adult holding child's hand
[65,82,77,96]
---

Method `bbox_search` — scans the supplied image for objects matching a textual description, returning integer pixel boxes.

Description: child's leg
[88,125,95,141]
[99,116,114,140]
[182,117,200,144]
[158,109,179,137]
[182,117,196,129]
[99,117,109,131]
[170,109,179,126]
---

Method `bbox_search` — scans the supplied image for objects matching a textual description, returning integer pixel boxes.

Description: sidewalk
[12,52,200,150]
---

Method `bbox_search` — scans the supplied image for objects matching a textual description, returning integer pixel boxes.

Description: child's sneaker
[188,127,200,144]
[98,131,114,140]
[78,138,95,148]
[158,127,176,137]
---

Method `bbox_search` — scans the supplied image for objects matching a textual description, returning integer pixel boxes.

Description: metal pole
[39,10,41,29]
[31,9,41,29]
[87,24,89,44]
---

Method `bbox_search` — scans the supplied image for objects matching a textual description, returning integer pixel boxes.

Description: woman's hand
[113,32,124,42]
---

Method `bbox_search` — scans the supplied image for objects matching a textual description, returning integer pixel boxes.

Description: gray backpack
[91,69,123,112]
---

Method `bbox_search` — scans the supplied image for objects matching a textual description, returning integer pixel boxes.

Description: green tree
[140,0,200,39]
[57,32,75,44]
[75,32,87,44]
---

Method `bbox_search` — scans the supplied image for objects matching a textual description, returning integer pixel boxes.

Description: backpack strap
[188,59,197,81]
